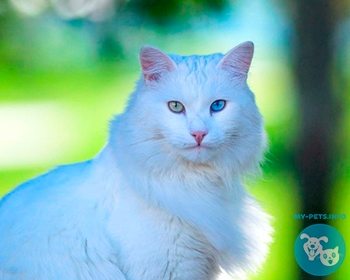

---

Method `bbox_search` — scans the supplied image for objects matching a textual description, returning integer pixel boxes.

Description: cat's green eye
[168,101,185,113]
[210,100,226,113]
[332,253,336,258]
[323,254,327,259]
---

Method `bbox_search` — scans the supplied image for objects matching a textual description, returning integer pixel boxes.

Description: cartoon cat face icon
[320,246,340,267]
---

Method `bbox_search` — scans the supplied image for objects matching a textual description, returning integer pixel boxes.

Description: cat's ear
[335,246,339,253]
[217,41,254,80]
[140,46,177,83]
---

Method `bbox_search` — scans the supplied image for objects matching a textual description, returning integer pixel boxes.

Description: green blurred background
[0,0,349,279]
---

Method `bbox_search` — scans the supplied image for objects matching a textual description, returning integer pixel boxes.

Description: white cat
[0,42,272,280]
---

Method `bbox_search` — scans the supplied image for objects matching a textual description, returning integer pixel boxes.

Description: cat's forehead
[168,53,223,70]
[160,53,235,103]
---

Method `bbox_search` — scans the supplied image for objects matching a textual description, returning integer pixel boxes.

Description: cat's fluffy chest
[104,147,248,280]
[108,187,220,280]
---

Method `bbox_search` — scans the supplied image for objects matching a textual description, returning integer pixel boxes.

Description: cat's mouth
[175,143,216,163]
[184,144,210,150]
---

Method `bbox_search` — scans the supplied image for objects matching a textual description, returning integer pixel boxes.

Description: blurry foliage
[127,0,227,25]
[0,0,229,63]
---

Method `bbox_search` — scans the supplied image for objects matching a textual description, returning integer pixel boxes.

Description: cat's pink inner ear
[140,46,176,82]
[218,41,254,79]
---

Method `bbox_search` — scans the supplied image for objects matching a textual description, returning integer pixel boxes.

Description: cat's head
[320,246,340,267]
[117,42,266,174]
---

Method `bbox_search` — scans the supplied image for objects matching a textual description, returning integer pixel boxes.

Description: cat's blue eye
[332,253,336,258]
[168,101,185,113]
[323,254,327,259]
[210,100,226,113]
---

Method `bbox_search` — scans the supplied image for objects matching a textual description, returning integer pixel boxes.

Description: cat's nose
[191,131,207,145]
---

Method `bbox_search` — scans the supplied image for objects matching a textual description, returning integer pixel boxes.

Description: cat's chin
[179,146,215,163]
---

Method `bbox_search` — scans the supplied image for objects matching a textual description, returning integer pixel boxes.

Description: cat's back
[0,161,93,223]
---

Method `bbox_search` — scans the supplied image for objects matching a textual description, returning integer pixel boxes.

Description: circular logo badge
[294,224,346,276]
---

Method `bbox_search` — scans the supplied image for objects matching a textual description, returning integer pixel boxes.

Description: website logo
[294,224,346,276]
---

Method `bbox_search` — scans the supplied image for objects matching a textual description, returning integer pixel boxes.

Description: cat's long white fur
[0,42,272,280]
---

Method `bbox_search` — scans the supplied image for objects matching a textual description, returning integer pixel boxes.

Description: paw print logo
[295,224,346,276]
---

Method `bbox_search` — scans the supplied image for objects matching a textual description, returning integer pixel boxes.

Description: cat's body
[0,42,272,280]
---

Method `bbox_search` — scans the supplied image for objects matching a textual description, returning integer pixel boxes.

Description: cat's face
[125,42,265,171]
[320,247,340,267]
[148,69,261,165]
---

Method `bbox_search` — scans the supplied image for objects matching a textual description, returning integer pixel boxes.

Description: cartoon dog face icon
[300,233,328,261]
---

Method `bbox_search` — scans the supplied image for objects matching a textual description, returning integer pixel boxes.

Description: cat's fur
[0,42,272,280]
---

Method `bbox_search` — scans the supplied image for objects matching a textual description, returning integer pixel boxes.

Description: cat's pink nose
[191,131,207,146]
